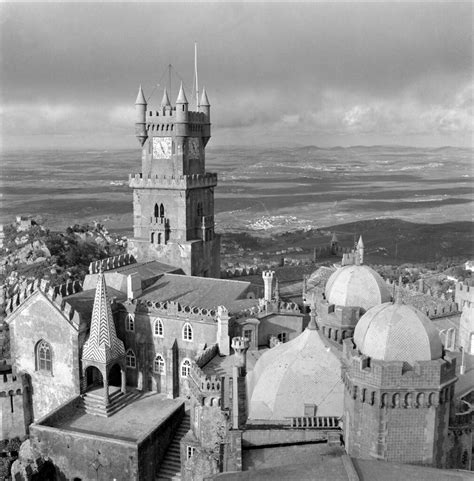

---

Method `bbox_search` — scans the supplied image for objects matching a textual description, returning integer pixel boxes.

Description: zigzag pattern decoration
[82,270,125,365]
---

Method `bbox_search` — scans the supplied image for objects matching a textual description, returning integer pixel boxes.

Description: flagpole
[195,42,199,109]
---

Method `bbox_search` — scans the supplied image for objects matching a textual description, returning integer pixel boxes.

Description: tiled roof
[82,272,125,365]
[139,274,252,310]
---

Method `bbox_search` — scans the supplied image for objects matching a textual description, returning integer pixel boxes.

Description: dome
[354,302,443,363]
[325,265,391,311]
[247,322,344,420]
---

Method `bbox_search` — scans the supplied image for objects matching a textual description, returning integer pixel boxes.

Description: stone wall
[7,295,80,421]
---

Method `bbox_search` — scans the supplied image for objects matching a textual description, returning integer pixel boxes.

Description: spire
[357,235,364,248]
[82,269,125,365]
[160,88,171,107]
[135,85,146,105]
[331,232,338,244]
[176,82,188,104]
[200,87,210,106]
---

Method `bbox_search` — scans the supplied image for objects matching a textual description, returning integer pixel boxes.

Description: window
[37,340,52,373]
[126,349,136,369]
[277,332,287,343]
[154,203,159,218]
[304,404,317,417]
[197,203,203,217]
[154,319,163,337]
[181,359,191,377]
[159,203,165,218]
[186,446,196,460]
[125,313,135,332]
[243,329,253,343]
[183,322,193,341]
[154,354,165,374]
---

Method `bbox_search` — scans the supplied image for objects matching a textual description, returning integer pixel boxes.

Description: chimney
[127,272,142,300]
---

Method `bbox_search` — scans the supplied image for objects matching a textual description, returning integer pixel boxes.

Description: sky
[1,2,473,150]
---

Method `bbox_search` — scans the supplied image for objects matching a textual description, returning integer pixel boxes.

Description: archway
[85,366,103,389]
[109,364,122,387]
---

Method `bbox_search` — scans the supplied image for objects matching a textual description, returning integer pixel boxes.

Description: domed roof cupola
[354,302,443,363]
[325,265,391,312]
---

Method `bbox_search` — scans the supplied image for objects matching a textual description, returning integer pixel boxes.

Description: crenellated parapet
[342,371,453,410]
[0,372,28,397]
[342,339,456,386]
[188,361,223,407]
[138,299,218,322]
[88,253,136,274]
[4,278,81,327]
[129,172,217,190]
[194,344,219,368]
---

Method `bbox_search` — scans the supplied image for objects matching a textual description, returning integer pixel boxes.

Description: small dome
[354,302,443,363]
[325,265,391,311]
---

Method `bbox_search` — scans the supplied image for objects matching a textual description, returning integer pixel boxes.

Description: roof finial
[176,82,188,104]
[161,88,171,107]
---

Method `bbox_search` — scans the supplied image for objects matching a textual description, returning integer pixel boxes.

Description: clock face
[188,137,200,159]
[152,137,172,159]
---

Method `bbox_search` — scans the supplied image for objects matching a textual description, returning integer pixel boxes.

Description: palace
[1,70,473,481]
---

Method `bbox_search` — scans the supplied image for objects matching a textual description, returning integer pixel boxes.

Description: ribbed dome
[354,302,443,363]
[247,324,343,420]
[325,265,391,311]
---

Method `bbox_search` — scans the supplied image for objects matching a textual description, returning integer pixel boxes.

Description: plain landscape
[2,145,473,265]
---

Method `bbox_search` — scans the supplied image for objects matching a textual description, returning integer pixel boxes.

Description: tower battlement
[231,336,250,352]
[342,339,457,388]
[0,372,27,396]
[129,173,217,190]
[4,278,81,327]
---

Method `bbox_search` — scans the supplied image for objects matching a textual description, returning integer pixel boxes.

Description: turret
[199,87,210,121]
[135,85,147,147]
[175,82,189,137]
[160,88,171,110]
[262,270,274,302]
[199,87,211,146]
[357,235,364,265]
[330,232,339,254]
[231,336,250,429]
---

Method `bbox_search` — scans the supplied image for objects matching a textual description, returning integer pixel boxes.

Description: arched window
[126,349,136,369]
[36,340,52,372]
[154,354,165,374]
[125,313,135,332]
[154,203,159,218]
[154,319,164,337]
[183,322,193,341]
[159,203,165,218]
[181,359,191,377]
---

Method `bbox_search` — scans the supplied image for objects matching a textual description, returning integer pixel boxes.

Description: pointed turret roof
[200,87,210,106]
[357,235,364,248]
[161,88,171,107]
[331,232,338,243]
[82,270,125,365]
[135,85,146,105]
[176,82,188,104]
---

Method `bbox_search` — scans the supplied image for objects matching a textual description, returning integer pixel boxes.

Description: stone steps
[80,389,141,417]
[156,413,191,481]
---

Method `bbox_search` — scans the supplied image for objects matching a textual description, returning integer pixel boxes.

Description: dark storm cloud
[1,2,472,148]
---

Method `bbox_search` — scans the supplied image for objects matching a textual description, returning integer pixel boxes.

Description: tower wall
[342,339,456,467]
[129,83,219,277]
[0,373,30,440]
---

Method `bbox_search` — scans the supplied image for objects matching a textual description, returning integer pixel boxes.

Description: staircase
[80,387,141,417]
[156,412,191,481]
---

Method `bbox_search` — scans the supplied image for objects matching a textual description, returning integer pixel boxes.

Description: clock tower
[128,82,220,277]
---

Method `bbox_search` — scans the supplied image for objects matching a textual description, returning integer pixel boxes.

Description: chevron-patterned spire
[82,270,125,365]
